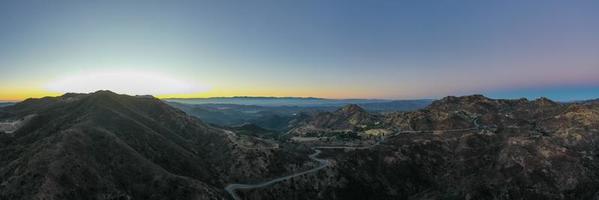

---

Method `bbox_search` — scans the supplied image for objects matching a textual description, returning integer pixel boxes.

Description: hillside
[287,104,384,137]
[0,91,309,200]
[240,95,599,200]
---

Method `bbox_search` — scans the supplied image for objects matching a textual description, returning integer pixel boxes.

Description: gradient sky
[1,0,598,101]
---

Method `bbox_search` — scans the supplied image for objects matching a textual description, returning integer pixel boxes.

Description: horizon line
[1,91,594,103]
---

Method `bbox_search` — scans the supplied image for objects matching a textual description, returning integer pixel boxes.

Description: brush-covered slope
[244,95,599,200]
[0,91,307,200]
[287,104,382,136]
[384,95,563,130]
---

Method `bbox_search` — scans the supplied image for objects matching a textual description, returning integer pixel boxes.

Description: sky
[0,0,598,101]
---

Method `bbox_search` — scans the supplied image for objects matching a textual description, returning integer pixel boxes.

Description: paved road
[224,149,329,200]
[224,117,487,199]
[224,135,390,200]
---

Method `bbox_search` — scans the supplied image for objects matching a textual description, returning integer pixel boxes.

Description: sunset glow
[1,1,598,101]
[44,70,210,96]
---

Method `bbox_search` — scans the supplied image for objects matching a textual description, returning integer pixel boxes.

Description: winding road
[224,117,487,200]
[224,135,388,200]
[224,149,329,200]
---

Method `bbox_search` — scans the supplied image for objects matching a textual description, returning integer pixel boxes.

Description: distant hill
[288,104,382,137]
[165,97,433,111]
[582,98,599,105]
[166,98,432,131]
[167,102,308,131]
[0,102,14,107]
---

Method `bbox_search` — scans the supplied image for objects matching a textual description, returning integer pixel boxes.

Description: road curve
[224,117,487,199]
[225,149,329,200]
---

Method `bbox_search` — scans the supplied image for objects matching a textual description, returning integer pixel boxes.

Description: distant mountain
[0,91,308,200]
[355,100,433,112]
[165,97,432,111]
[0,102,14,107]
[582,98,599,105]
[166,98,432,132]
[166,102,310,131]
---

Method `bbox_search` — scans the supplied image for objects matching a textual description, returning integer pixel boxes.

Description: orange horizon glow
[1,1,599,102]
[0,87,392,102]
[0,88,62,102]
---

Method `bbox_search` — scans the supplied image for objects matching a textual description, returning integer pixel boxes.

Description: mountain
[165,97,432,111]
[287,104,384,138]
[315,104,377,129]
[385,95,562,131]
[582,98,599,105]
[289,95,567,134]
[0,91,309,200]
[240,95,599,200]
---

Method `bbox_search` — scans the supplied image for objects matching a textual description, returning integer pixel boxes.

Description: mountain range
[166,98,432,132]
[165,97,432,111]
[1,91,599,200]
